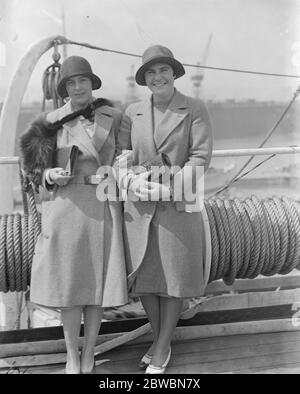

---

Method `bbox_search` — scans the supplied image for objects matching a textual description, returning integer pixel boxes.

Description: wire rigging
[61,38,300,79]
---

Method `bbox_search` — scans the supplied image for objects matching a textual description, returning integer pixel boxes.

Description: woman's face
[65,75,93,109]
[144,63,175,99]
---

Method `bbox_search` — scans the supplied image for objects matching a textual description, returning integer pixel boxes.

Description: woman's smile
[145,63,175,101]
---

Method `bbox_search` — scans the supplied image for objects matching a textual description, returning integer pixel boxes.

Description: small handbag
[133,152,171,183]
[64,145,80,176]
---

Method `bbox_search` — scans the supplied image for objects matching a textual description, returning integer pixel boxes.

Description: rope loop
[42,41,63,110]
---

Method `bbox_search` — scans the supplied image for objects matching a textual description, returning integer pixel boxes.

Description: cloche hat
[57,56,102,98]
[135,45,185,86]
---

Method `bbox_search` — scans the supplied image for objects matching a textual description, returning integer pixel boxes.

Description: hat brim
[57,72,102,98]
[135,57,185,86]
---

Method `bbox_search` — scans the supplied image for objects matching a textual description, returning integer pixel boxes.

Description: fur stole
[20,113,57,192]
[20,98,113,192]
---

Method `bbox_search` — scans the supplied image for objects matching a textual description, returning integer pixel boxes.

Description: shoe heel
[138,353,152,369]
[145,348,171,374]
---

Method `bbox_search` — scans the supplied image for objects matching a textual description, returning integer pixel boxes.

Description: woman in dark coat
[118,45,213,373]
[21,56,128,374]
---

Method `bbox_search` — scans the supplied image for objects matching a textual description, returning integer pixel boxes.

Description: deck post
[0,293,17,331]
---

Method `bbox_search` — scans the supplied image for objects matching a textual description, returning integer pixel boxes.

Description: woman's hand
[147,181,172,201]
[128,172,172,201]
[128,171,151,200]
[48,167,74,187]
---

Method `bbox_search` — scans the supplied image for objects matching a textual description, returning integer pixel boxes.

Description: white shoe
[145,348,171,374]
[138,353,152,369]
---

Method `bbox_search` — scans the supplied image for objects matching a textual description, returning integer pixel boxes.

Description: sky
[0,0,300,104]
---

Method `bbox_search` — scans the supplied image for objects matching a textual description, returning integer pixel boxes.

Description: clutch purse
[133,152,171,183]
[64,145,80,176]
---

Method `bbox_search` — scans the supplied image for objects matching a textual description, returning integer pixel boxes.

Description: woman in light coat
[118,45,213,373]
[21,56,128,374]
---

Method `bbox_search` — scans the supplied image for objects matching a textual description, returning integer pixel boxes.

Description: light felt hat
[57,56,102,98]
[135,45,185,86]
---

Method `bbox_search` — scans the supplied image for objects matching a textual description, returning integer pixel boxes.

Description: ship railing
[1,145,300,166]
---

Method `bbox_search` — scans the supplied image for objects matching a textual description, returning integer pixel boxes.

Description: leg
[81,305,103,373]
[150,296,183,366]
[61,306,83,374]
[140,295,160,355]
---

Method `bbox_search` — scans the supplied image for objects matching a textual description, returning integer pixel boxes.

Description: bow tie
[79,100,100,122]
[81,112,95,123]
[79,115,94,125]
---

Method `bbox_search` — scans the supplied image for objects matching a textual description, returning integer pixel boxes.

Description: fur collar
[20,98,113,192]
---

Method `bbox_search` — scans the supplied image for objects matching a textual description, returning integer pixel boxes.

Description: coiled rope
[0,195,299,293]
[0,181,41,293]
[204,196,300,285]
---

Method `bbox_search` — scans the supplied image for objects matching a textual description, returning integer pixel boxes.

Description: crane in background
[125,64,139,105]
[191,33,213,99]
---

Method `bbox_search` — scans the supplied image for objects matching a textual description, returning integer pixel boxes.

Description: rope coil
[0,194,299,293]
[205,196,300,285]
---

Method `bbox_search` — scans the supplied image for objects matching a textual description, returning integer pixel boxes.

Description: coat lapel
[50,100,114,166]
[63,119,101,166]
[154,89,189,149]
[57,101,99,165]
[133,99,157,159]
[93,107,114,154]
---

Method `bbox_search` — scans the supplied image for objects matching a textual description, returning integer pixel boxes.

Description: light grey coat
[30,100,128,308]
[121,90,213,296]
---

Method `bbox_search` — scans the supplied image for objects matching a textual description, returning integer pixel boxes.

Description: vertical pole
[62,5,68,60]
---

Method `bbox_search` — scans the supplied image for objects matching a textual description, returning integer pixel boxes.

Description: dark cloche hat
[135,45,185,86]
[57,56,102,98]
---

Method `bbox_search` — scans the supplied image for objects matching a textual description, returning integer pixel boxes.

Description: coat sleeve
[173,100,213,209]
[116,110,132,154]
[186,100,212,170]
[112,107,133,193]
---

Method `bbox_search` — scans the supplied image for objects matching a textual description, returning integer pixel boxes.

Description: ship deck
[3,330,299,375]
[1,271,300,375]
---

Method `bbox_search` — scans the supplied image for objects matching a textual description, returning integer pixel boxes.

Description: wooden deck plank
[23,359,300,375]
[105,331,300,364]
[182,288,300,318]
[24,332,300,374]
[92,337,300,374]
[2,322,299,360]
[1,319,299,369]
[227,363,300,374]
[205,271,300,295]
[4,331,299,373]
[166,352,300,374]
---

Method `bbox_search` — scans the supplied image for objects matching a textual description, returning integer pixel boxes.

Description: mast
[61,4,68,59]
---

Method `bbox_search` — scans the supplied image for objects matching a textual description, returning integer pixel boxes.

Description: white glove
[47,167,74,187]
[128,171,151,200]
[128,172,172,201]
